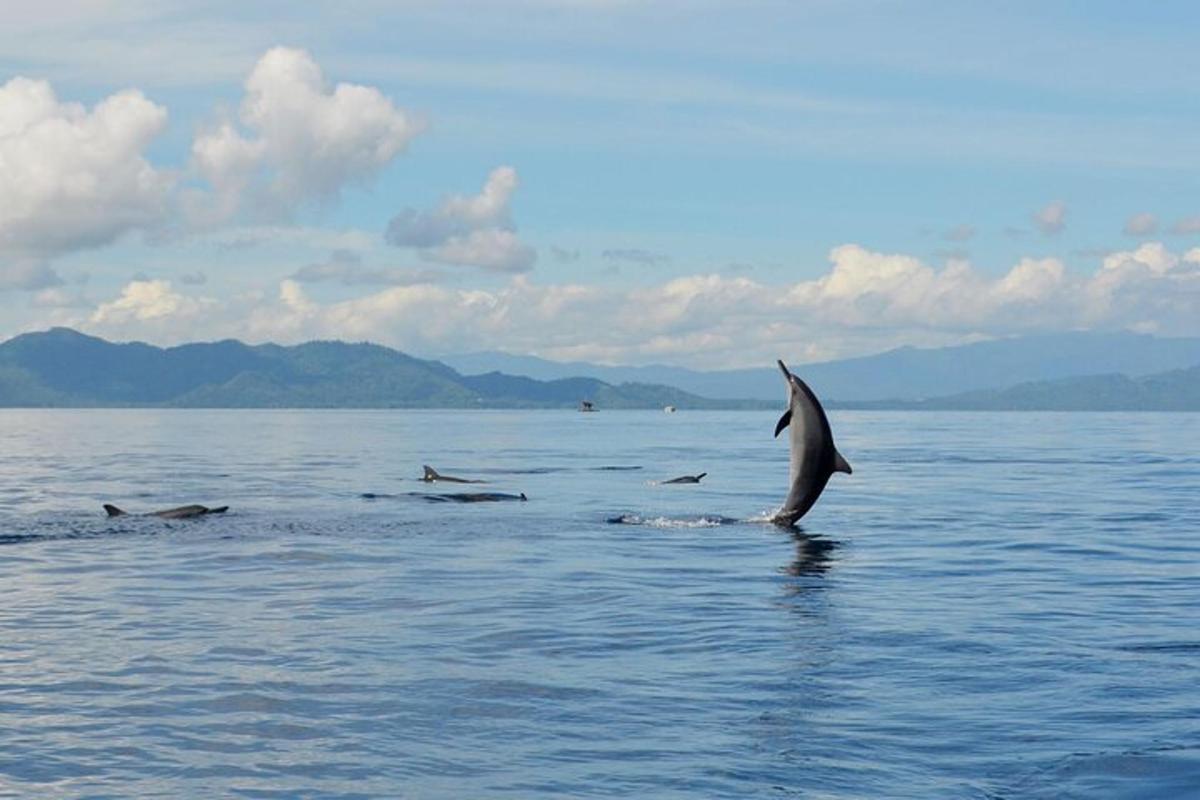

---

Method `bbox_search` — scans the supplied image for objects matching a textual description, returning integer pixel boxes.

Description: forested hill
[0,329,757,409]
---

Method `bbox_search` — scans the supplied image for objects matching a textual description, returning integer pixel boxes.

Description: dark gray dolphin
[361,492,526,503]
[772,359,851,526]
[421,465,485,484]
[661,473,707,484]
[423,492,527,503]
[104,504,229,519]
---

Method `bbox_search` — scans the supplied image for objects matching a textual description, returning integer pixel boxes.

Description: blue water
[1,409,1197,799]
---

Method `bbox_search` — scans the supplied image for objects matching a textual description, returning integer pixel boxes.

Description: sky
[1,0,1199,369]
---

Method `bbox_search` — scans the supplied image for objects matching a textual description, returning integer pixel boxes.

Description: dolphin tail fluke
[833,450,852,475]
[422,465,439,481]
[103,504,126,517]
[774,409,792,438]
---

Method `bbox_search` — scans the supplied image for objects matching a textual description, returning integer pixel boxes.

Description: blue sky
[1,1,1198,367]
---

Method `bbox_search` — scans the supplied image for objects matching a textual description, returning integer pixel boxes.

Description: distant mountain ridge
[3,328,1197,411]
[0,328,757,409]
[440,331,1200,402]
[847,365,1200,411]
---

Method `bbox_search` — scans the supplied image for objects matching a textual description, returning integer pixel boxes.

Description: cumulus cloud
[91,279,217,326]
[290,249,443,286]
[1033,201,1067,235]
[0,76,172,279]
[1123,212,1158,236]
[385,166,536,272]
[62,242,1200,369]
[189,47,422,224]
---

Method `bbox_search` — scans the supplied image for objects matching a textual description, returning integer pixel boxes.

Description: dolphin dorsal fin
[103,504,126,517]
[774,409,792,438]
[833,450,852,475]
[695,473,706,482]
[422,465,439,481]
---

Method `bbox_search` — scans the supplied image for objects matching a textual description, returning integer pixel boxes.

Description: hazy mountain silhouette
[441,332,1200,402]
[849,365,1200,411]
[0,329,751,409]
[4,328,1197,410]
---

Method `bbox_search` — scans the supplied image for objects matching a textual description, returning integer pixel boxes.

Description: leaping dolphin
[772,359,851,526]
[421,465,485,484]
[661,473,707,484]
[104,504,229,519]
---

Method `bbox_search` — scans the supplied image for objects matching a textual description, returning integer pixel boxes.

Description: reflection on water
[0,409,1198,799]
[782,530,840,578]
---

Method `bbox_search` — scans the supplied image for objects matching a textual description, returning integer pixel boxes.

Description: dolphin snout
[777,359,791,379]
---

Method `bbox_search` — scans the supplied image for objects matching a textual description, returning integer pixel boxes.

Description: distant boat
[664,405,677,413]
[579,400,596,412]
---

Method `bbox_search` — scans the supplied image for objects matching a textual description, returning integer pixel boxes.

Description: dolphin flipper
[833,451,852,475]
[774,409,792,438]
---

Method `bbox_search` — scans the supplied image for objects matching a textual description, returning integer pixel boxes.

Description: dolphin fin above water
[772,359,851,526]
[104,504,229,519]
[661,473,707,484]
[422,465,485,484]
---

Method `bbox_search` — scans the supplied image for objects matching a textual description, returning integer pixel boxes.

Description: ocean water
[0,408,1197,799]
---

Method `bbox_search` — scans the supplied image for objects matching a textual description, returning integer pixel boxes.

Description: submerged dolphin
[661,473,707,484]
[423,492,527,503]
[421,465,485,484]
[772,359,851,526]
[104,504,229,519]
[360,491,526,503]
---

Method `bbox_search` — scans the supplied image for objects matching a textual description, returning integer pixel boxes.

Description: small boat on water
[664,405,677,413]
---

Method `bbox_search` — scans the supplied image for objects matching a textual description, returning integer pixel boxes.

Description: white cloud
[385,166,536,272]
[189,47,422,224]
[62,242,1200,369]
[425,229,536,273]
[1032,200,1067,235]
[0,76,172,277]
[90,279,218,329]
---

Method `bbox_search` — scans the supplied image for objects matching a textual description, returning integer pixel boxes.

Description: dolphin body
[423,492,527,503]
[421,465,485,484]
[772,359,851,526]
[360,491,526,503]
[662,473,707,484]
[104,504,228,519]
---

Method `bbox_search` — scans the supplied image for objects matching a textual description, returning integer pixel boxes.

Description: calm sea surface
[1,409,1197,799]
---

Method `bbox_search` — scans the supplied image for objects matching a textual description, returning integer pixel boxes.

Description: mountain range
[0,328,745,409]
[1,328,1198,410]
[440,331,1200,403]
